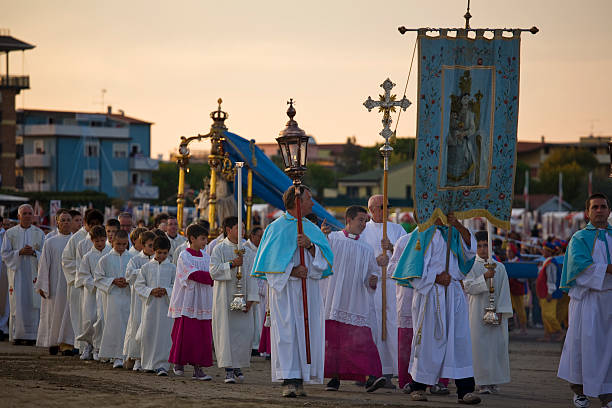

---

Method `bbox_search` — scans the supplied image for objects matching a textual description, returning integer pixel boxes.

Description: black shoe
[49,346,59,355]
[24,340,36,346]
[366,376,386,393]
[61,349,74,356]
[251,349,259,356]
[12,339,24,346]
[325,378,340,391]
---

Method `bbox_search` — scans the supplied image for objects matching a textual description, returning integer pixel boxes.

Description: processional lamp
[275,99,312,364]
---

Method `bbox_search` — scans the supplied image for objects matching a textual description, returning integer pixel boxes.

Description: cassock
[388,233,414,389]
[123,251,152,360]
[35,233,74,348]
[135,258,175,371]
[95,249,134,359]
[210,238,258,368]
[62,227,88,350]
[320,231,382,380]
[0,224,45,341]
[361,220,406,375]
[392,226,476,385]
[167,233,187,263]
[464,256,512,386]
[558,224,612,398]
[251,214,333,384]
[76,244,110,349]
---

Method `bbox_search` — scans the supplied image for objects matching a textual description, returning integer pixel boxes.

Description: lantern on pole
[275,98,312,364]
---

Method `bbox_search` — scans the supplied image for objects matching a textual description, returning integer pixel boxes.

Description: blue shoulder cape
[251,213,333,279]
[560,222,612,290]
[392,225,475,288]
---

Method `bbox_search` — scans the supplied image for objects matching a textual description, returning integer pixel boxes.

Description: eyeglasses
[378,204,390,209]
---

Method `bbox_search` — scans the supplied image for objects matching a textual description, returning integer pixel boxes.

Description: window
[113,143,128,158]
[34,139,45,154]
[347,186,359,198]
[131,172,140,184]
[405,185,412,199]
[84,141,99,157]
[130,143,141,157]
[84,170,99,187]
[112,171,128,187]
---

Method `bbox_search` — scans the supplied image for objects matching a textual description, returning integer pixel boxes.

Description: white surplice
[320,231,379,328]
[266,246,328,383]
[464,257,512,386]
[76,244,110,348]
[167,233,187,263]
[558,232,612,398]
[409,228,476,385]
[61,227,88,350]
[123,251,153,359]
[95,249,134,359]
[135,258,175,371]
[0,224,45,341]
[388,233,414,330]
[169,249,212,319]
[210,238,259,368]
[361,220,406,374]
[35,233,74,347]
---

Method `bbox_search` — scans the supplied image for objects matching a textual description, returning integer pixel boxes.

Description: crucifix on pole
[363,78,411,340]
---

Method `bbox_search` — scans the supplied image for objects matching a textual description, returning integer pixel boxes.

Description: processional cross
[363,78,411,341]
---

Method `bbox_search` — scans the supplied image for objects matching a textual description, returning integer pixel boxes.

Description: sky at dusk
[4,0,612,159]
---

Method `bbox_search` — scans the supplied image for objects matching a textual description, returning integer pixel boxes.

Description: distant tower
[0,29,34,189]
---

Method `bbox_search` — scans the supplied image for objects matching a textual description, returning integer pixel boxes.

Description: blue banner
[415,32,520,229]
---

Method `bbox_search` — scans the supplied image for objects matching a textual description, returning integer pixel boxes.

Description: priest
[251,185,333,398]
[35,209,74,355]
[0,204,45,344]
[166,216,187,262]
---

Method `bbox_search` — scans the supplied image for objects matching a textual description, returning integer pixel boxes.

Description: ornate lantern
[276,99,309,184]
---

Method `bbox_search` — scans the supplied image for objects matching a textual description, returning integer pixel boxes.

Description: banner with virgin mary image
[414,30,520,229]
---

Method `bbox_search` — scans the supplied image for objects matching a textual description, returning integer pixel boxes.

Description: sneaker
[233,368,244,383]
[296,383,307,397]
[365,376,386,393]
[132,360,142,372]
[431,382,451,395]
[155,367,168,376]
[92,351,100,361]
[458,392,482,404]
[478,385,492,395]
[80,344,93,361]
[410,390,428,401]
[573,394,590,408]
[382,374,397,389]
[402,383,413,394]
[325,378,340,391]
[112,358,124,369]
[193,366,212,381]
[282,384,297,398]
[224,370,236,384]
[173,365,184,376]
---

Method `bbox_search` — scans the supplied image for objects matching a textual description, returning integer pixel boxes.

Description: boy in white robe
[245,227,264,353]
[558,193,612,408]
[95,229,133,368]
[251,186,333,398]
[128,227,146,256]
[210,216,258,383]
[76,225,110,360]
[35,209,74,355]
[0,204,45,344]
[361,194,407,387]
[135,236,175,376]
[464,231,512,394]
[123,231,155,371]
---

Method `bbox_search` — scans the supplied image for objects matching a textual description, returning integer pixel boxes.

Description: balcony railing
[24,153,52,168]
[24,182,51,192]
[130,156,159,171]
[0,75,30,90]
[131,185,159,200]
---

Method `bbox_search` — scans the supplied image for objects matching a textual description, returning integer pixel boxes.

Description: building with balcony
[16,107,159,200]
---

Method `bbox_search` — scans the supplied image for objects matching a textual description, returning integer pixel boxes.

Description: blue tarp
[222,131,343,230]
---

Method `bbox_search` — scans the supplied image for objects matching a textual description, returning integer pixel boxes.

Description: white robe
[123,251,152,359]
[135,259,174,371]
[205,234,224,256]
[361,220,406,374]
[95,249,134,359]
[169,249,212,319]
[320,231,379,328]
[246,239,263,349]
[409,228,476,385]
[76,244,110,348]
[35,233,74,347]
[0,228,10,334]
[558,233,612,397]
[266,245,328,383]
[388,233,414,329]
[210,238,259,368]
[0,224,45,341]
[167,233,187,263]
[464,257,512,385]
[172,241,188,266]
[62,227,88,350]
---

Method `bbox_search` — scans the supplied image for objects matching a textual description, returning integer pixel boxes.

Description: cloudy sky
[4,0,612,158]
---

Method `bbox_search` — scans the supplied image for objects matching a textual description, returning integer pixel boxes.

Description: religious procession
[1,1,611,407]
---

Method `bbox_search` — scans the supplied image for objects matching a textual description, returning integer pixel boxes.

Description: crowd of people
[0,189,609,407]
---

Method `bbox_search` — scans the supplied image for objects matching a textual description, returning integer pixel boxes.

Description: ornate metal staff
[276,99,312,363]
[364,78,411,340]
[483,220,500,325]
[230,162,247,312]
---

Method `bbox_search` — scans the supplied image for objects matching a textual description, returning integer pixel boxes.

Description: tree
[358,137,416,172]
[337,136,362,175]
[303,163,337,202]
[152,161,210,205]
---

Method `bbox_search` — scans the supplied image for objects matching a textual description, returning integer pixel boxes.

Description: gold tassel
[415,239,421,251]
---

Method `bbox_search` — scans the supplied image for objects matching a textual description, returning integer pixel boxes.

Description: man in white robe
[0,218,9,339]
[35,210,74,354]
[558,193,612,408]
[246,227,264,352]
[210,217,259,383]
[166,216,187,263]
[0,204,45,344]
[361,194,407,387]
[251,186,333,398]
[463,230,512,394]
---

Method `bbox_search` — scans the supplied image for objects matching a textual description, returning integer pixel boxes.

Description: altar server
[128,227,147,256]
[166,216,187,263]
[251,186,333,397]
[246,227,264,353]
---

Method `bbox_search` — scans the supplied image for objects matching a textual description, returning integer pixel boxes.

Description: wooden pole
[295,186,311,363]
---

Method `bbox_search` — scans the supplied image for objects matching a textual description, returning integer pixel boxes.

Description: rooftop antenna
[93,88,107,112]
